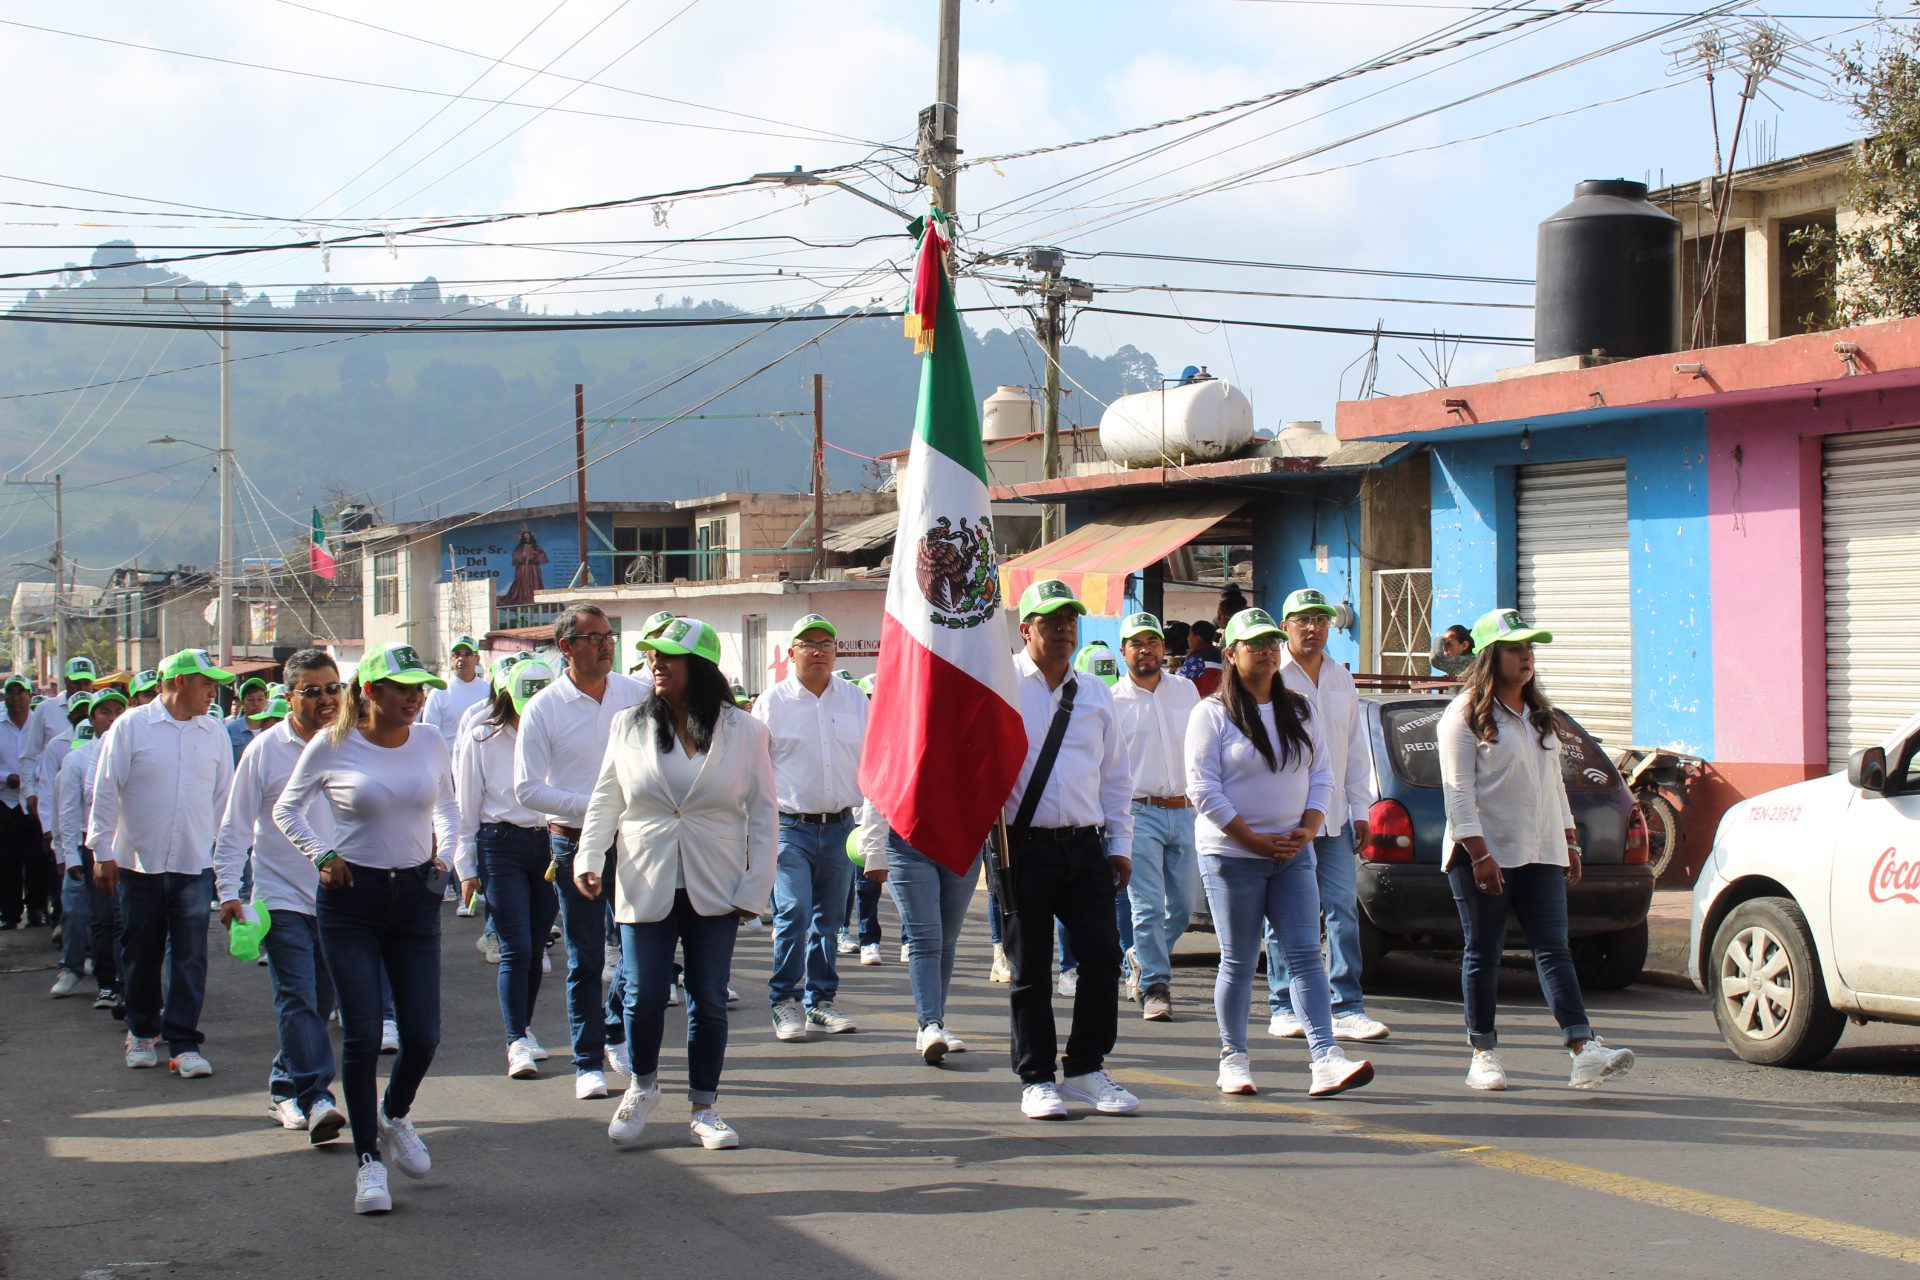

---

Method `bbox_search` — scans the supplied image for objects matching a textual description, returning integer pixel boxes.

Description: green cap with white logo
[450,634,479,655]
[89,688,129,712]
[1222,608,1283,647]
[65,656,96,684]
[640,610,678,640]
[1073,641,1121,686]
[356,643,447,690]
[640,616,722,667]
[1281,588,1338,619]
[3,674,31,694]
[791,613,837,641]
[71,722,95,746]
[131,669,159,695]
[159,648,235,683]
[237,677,269,698]
[1470,607,1553,651]
[731,682,751,706]
[1017,578,1086,619]
[489,652,529,692]
[1119,611,1164,640]
[249,695,291,722]
[833,669,855,682]
[505,659,557,714]
[856,673,877,696]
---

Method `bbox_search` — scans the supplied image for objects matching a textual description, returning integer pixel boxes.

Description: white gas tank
[1098,377,1255,466]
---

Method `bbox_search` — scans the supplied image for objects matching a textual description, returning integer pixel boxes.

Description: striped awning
[998,496,1245,616]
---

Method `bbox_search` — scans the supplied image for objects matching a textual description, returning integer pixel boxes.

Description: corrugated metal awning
[824,509,900,555]
[998,495,1244,617]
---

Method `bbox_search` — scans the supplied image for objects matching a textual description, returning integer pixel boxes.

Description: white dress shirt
[0,712,32,810]
[1436,693,1576,871]
[214,721,334,913]
[1184,696,1335,859]
[53,738,102,867]
[1279,650,1374,837]
[419,673,492,751]
[513,671,650,828]
[454,719,546,879]
[33,726,75,819]
[86,699,235,875]
[1110,668,1202,799]
[274,727,459,870]
[1002,651,1134,862]
[751,674,869,814]
[18,692,69,804]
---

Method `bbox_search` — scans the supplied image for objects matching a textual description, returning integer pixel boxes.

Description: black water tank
[1535,179,1681,363]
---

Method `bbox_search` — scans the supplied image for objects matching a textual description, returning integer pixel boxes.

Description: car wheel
[1357,914,1390,986]
[1708,897,1845,1067]
[1576,920,1648,991]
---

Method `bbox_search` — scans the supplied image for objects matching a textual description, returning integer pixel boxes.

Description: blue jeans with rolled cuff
[263,908,337,1114]
[552,833,626,1072]
[481,822,558,1045]
[116,867,212,1054]
[1445,858,1592,1050]
[1266,828,1367,1017]
[768,814,854,1009]
[620,892,739,1106]
[1200,850,1336,1061]
[885,836,979,1029]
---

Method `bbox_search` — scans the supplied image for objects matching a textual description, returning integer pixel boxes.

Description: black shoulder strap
[1011,677,1077,836]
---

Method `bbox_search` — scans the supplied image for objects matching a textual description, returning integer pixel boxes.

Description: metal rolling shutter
[1823,426,1920,772]
[1516,459,1633,747]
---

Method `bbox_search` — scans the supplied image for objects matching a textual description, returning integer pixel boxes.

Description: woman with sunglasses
[275,643,459,1215]
[455,658,559,1080]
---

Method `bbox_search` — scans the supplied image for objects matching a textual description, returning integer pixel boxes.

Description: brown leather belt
[1135,795,1190,810]
[548,823,583,839]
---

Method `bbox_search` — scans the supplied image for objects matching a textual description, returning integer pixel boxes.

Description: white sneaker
[380,1019,400,1054]
[989,944,1011,983]
[507,1039,539,1079]
[269,1097,308,1130]
[1307,1047,1375,1098]
[455,901,473,918]
[124,1034,159,1069]
[377,1107,431,1179]
[523,1029,549,1061]
[575,1069,609,1100]
[477,932,502,965]
[899,942,911,963]
[602,942,622,987]
[354,1156,392,1214]
[860,943,883,966]
[771,1000,808,1041]
[1021,1082,1068,1119]
[1331,1011,1392,1041]
[807,1002,858,1034]
[1062,1068,1140,1114]
[171,1049,214,1079]
[666,980,681,1006]
[307,1100,347,1145]
[1216,1051,1258,1095]
[1124,950,1142,1004]
[50,967,81,998]
[442,882,458,903]
[608,1083,660,1146]
[1568,1037,1635,1090]
[942,1030,969,1053]
[835,929,857,956]
[726,987,739,1005]
[1057,969,1079,998]
[690,1108,740,1149]
[917,1023,950,1064]
[604,1041,632,1078]
[540,950,551,975]
[1466,1049,1508,1091]
[1266,1010,1305,1039]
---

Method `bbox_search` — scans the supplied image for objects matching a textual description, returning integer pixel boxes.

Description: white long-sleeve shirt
[53,738,103,868]
[1436,693,1576,871]
[215,721,334,913]
[513,671,649,828]
[418,673,492,751]
[274,727,459,870]
[454,719,544,879]
[18,692,69,807]
[1110,669,1202,800]
[1184,695,1335,860]
[0,713,31,811]
[1002,651,1134,862]
[751,674,869,814]
[1279,651,1374,837]
[86,700,235,875]
[34,728,75,820]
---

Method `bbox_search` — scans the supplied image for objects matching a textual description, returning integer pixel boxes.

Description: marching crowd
[1,580,1636,1216]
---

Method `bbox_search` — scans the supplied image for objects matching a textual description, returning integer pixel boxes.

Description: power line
[1080,303,1530,346]
[1232,0,1910,13]
[1066,248,1533,286]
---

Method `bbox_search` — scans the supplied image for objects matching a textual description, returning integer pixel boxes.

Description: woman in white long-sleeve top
[574,617,777,1151]
[274,643,460,1216]
[1185,608,1374,1100]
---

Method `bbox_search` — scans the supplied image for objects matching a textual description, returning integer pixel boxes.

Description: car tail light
[1625,806,1649,865]
[1365,799,1415,863]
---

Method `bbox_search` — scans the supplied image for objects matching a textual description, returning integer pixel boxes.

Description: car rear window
[1380,702,1620,792]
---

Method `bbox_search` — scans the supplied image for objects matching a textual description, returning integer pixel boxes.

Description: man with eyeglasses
[214,648,348,1142]
[514,604,647,1101]
[752,614,871,1041]
[1264,588,1390,1043]
[418,636,489,754]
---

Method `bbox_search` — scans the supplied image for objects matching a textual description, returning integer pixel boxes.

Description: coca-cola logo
[1869,847,1920,906]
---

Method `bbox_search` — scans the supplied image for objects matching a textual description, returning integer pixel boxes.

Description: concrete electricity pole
[922,0,962,211]
[1021,249,1094,543]
[217,296,233,667]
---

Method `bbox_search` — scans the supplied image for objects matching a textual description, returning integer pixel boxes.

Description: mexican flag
[309,507,337,580]
[858,212,1027,874]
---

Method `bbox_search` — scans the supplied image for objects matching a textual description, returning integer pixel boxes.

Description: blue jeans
[60,864,92,973]
[885,836,979,1029]
[70,848,118,989]
[552,834,626,1071]
[1266,829,1366,1017]
[481,823,558,1045]
[620,892,740,1106]
[1126,803,1197,990]
[844,873,884,946]
[1200,851,1335,1060]
[768,815,854,1009]
[117,868,213,1053]
[318,861,442,1162]
[1446,859,1593,1050]
[262,908,337,1113]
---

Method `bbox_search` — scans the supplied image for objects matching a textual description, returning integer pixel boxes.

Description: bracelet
[315,850,338,870]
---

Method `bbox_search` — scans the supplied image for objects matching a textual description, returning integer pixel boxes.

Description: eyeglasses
[1234,637,1283,652]
[567,632,617,648]
[1285,615,1330,629]
[292,682,344,698]
[792,640,836,654]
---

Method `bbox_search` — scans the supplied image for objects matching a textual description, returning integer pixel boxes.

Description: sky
[0,0,1900,590]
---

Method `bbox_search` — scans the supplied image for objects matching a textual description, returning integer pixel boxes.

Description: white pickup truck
[1688,711,1920,1066]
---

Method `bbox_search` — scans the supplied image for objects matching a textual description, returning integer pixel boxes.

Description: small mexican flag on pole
[309,507,337,580]
[858,210,1027,874]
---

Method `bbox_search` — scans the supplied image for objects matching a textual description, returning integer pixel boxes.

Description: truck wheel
[1576,920,1648,990]
[1709,897,1845,1067]
[1357,914,1390,987]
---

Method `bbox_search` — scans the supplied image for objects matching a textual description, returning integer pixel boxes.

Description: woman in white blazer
[575,617,777,1151]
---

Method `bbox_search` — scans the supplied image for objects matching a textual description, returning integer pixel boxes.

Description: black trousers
[0,802,49,926]
[1004,828,1120,1084]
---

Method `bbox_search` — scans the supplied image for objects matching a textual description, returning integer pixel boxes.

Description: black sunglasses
[292,682,345,698]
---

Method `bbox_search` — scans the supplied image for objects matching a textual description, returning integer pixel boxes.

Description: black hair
[1191,620,1218,644]
[1218,585,1249,615]
[1444,624,1473,653]
[554,604,608,647]
[1217,658,1313,772]
[642,654,732,755]
[481,682,518,734]
[1164,620,1191,652]
[283,647,338,684]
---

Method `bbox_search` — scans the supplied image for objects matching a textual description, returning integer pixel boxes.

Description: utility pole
[2,472,66,681]
[920,0,962,210]
[573,383,593,587]
[1019,248,1094,543]
[811,374,826,579]
[217,296,234,666]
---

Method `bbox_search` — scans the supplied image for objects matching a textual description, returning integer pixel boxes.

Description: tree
[1813,22,1920,325]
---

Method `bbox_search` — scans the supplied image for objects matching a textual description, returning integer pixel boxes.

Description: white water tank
[981,385,1039,441]
[1098,377,1255,466]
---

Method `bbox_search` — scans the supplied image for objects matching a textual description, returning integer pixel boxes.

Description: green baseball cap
[248,695,291,722]
[505,659,557,714]
[1119,611,1164,640]
[489,652,530,692]
[71,723,95,745]
[640,616,722,667]
[90,688,128,712]
[450,635,479,655]
[640,610,678,640]
[131,669,159,695]
[833,668,855,682]
[3,674,31,694]
[731,682,751,706]
[68,691,95,718]
[356,642,448,690]
[30,694,44,708]
[856,673,877,696]
[791,613,837,641]
[1281,588,1338,619]
[1018,578,1085,619]
[65,656,97,683]
[267,682,286,698]
[1073,641,1121,686]
[1470,607,1553,651]
[1222,608,1284,647]
[159,648,235,683]
[236,677,269,698]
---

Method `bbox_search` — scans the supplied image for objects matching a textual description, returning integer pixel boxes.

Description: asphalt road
[5,896,1920,1280]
